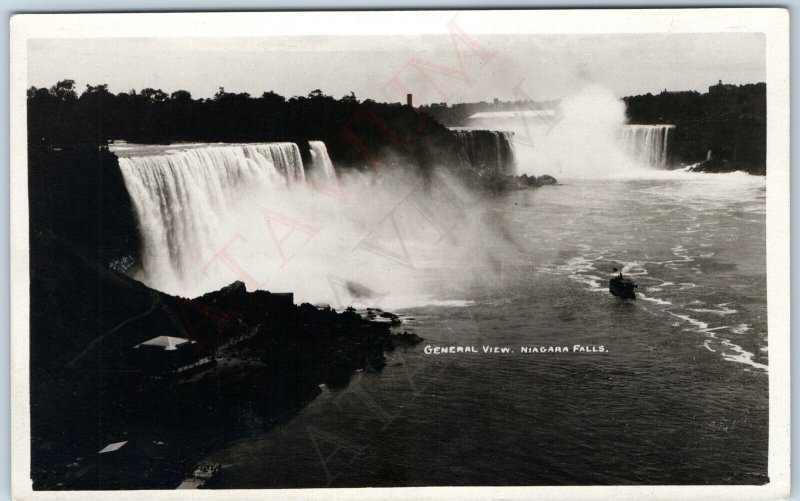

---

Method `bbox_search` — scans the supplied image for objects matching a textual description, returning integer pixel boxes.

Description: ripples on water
[203,173,768,488]
[541,175,767,372]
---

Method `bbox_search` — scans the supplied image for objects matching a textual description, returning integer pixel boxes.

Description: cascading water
[454,130,516,175]
[308,140,338,184]
[117,143,305,289]
[113,141,497,308]
[467,86,673,178]
[617,125,674,168]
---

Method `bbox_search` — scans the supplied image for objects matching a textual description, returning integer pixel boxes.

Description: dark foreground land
[31,226,421,490]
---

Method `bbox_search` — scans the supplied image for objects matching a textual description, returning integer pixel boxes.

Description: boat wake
[547,248,767,373]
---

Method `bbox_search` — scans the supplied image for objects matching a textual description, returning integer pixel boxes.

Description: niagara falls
[22,22,775,496]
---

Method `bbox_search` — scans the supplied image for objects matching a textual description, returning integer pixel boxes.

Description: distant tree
[140,88,168,102]
[81,84,109,98]
[27,86,50,100]
[261,91,284,100]
[170,90,192,101]
[49,80,78,101]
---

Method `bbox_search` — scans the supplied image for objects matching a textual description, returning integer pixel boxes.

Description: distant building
[709,80,737,93]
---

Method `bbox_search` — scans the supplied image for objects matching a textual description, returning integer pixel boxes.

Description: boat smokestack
[407,93,413,107]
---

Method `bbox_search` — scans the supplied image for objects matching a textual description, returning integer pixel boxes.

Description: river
[198,171,768,487]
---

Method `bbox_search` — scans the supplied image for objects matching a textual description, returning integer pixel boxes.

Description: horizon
[27,32,765,105]
[28,79,767,107]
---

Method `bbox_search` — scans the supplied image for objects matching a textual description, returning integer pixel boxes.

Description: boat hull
[609,277,637,300]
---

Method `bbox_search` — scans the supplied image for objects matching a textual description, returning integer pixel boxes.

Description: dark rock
[461,170,559,192]
[688,157,765,176]
[29,228,398,490]
[392,331,424,346]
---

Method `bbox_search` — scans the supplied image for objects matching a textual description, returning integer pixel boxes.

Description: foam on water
[688,304,738,316]
[664,312,767,372]
[550,252,761,378]
[639,295,672,306]
[731,324,751,334]
[669,312,709,331]
[549,188,766,373]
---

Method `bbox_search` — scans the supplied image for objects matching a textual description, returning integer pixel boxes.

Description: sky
[27,33,766,104]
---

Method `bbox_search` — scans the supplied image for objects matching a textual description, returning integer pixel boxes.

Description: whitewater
[115,139,504,308]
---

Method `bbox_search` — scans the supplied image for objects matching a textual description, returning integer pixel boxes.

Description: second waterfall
[617,125,674,168]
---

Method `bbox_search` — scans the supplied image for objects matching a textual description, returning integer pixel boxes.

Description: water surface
[203,173,768,487]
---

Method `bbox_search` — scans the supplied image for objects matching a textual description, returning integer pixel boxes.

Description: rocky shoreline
[30,230,421,490]
[462,170,559,192]
[688,157,766,176]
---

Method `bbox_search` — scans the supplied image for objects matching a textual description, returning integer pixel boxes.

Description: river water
[200,171,768,487]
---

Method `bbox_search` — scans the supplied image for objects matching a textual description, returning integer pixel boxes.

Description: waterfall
[116,143,306,288]
[617,125,674,168]
[454,130,516,174]
[308,140,338,184]
[110,140,505,308]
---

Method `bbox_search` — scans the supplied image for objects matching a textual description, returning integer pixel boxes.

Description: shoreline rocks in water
[469,171,560,191]
[688,157,766,176]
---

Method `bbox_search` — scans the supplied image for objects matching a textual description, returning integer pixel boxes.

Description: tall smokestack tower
[407,93,413,107]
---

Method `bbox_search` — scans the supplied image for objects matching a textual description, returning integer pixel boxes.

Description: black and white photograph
[9,8,790,500]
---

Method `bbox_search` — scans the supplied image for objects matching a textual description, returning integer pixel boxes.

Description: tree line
[27,80,462,171]
[623,82,766,124]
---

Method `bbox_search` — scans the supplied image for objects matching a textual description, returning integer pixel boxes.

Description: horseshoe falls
[617,125,674,168]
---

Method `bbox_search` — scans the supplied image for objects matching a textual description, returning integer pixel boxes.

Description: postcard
[9,8,790,500]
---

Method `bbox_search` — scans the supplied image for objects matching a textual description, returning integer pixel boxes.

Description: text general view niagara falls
[423,345,608,354]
